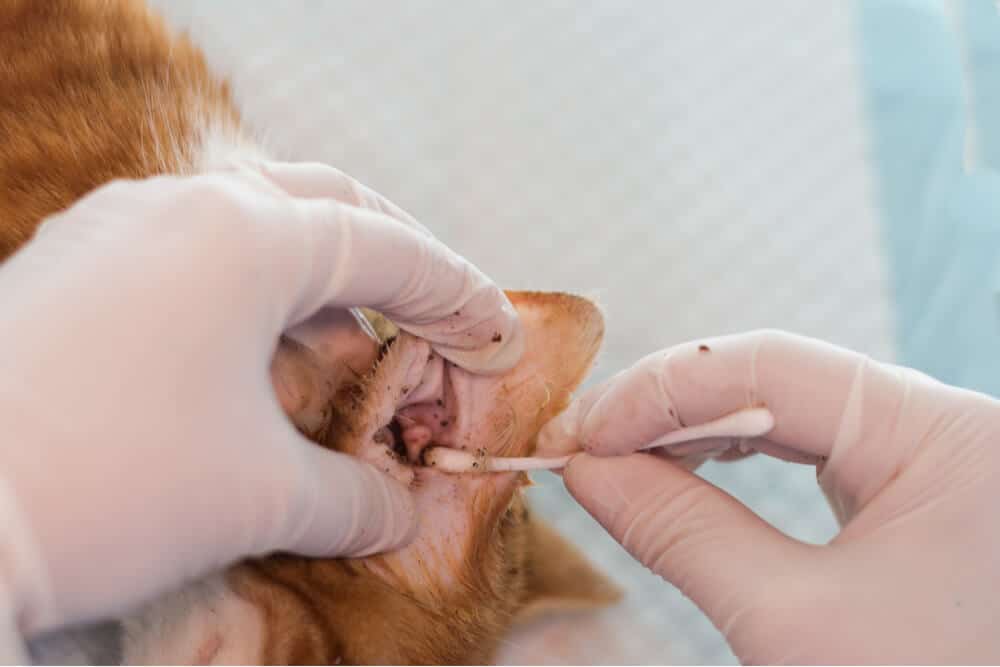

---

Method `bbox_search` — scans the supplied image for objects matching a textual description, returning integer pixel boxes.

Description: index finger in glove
[541,330,953,469]
[269,441,418,559]
[274,199,523,374]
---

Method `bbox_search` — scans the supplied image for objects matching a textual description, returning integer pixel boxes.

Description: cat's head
[265,291,620,663]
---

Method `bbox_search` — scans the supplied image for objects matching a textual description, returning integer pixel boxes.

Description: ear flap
[502,291,605,451]
[505,292,604,421]
[515,514,623,624]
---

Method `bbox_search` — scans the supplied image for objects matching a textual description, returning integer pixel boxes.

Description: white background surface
[148,2,895,663]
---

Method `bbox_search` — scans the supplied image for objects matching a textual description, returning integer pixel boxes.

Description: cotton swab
[421,407,775,473]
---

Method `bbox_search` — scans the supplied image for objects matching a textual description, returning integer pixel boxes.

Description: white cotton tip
[421,447,484,473]
[638,407,775,451]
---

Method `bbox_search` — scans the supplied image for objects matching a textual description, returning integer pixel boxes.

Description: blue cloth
[859,0,1000,395]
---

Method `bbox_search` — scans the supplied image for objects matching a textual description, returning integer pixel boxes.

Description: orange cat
[1,1,621,663]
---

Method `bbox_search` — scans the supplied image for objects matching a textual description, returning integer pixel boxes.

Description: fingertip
[345,463,418,557]
[378,481,419,553]
[431,298,525,374]
[577,377,662,456]
[560,451,587,484]
[562,452,704,529]
[562,451,632,489]
[284,446,418,559]
[561,452,624,525]
[536,400,583,457]
[544,368,653,457]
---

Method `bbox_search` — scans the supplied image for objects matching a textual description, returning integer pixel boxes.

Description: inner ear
[387,291,605,462]
[515,511,622,624]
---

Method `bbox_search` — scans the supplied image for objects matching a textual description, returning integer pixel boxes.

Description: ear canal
[514,514,623,624]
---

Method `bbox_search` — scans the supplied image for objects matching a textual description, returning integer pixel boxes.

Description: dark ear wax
[388,418,407,458]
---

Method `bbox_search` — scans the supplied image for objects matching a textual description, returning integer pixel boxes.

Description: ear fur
[515,514,623,624]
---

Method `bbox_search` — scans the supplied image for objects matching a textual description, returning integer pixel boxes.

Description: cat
[1,1,622,663]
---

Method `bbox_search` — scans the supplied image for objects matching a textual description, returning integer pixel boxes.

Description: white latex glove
[0,161,522,637]
[540,330,1000,664]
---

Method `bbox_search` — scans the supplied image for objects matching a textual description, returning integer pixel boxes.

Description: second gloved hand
[541,330,1000,663]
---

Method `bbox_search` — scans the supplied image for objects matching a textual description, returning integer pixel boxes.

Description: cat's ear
[515,513,622,623]
[503,291,605,444]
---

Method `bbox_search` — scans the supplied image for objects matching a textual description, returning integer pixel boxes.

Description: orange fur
[0,0,244,262]
[1,2,621,663]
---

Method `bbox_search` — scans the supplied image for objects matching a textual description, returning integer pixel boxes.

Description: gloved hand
[540,330,1000,663]
[0,161,522,636]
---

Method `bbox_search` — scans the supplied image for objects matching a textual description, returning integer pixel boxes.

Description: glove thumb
[563,453,809,631]
[268,438,417,559]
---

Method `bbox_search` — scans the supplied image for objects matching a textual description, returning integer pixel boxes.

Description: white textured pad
[141,2,891,663]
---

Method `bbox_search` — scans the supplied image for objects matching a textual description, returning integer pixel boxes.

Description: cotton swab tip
[421,447,484,473]
[637,406,775,451]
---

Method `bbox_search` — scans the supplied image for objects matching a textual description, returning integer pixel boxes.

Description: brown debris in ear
[515,513,622,625]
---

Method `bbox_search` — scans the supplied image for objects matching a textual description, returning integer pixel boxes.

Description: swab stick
[421,407,775,473]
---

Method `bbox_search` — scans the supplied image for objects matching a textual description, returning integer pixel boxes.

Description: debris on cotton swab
[422,448,573,473]
[421,407,775,474]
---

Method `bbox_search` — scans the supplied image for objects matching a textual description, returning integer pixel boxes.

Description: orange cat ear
[515,514,622,624]
[504,291,605,435]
